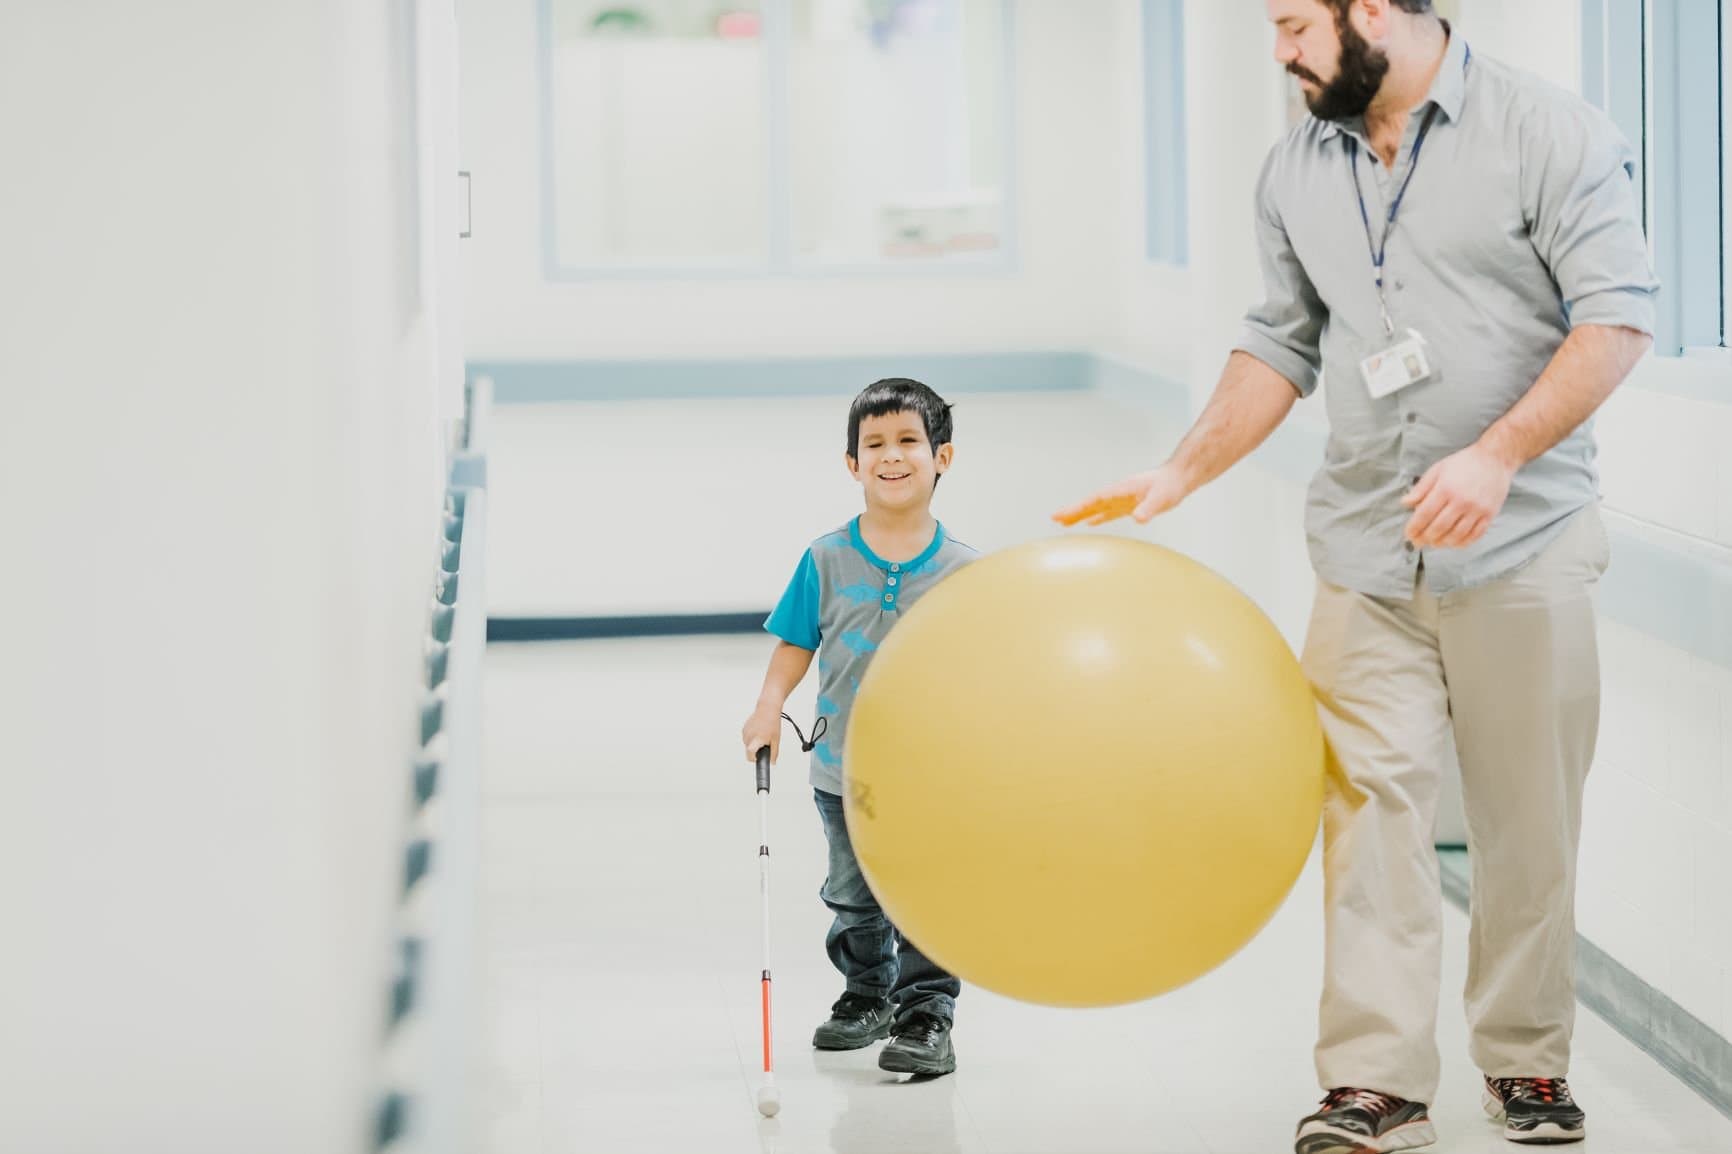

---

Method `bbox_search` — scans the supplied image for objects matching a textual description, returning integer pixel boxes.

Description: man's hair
[845,378,955,459]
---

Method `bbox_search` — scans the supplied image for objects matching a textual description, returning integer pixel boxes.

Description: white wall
[0,2,464,1150]
[457,0,1123,359]
[1454,0,1580,90]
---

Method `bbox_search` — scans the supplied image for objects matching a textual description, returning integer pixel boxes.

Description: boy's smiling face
[847,409,952,511]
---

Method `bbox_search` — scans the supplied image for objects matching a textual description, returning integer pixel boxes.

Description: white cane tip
[756,1085,781,1117]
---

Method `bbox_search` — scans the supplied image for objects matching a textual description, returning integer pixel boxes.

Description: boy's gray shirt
[765,517,978,795]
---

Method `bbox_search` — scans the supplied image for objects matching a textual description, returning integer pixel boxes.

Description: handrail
[374,376,490,1153]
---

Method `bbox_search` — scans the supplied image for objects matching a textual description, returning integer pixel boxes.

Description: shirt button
[884,594,895,603]
[1405,542,1416,554]
[887,577,897,586]
[1405,412,1417,424]
[890,564,901,572]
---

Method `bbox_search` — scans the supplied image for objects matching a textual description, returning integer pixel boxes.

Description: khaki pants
[1303,505,1611,1105]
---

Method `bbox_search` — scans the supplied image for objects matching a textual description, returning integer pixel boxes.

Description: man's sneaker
[1296,1088,1437,1153]
[811,992,892,1051]
[1483,1077,1587,1144]
[877,1012,956,1076]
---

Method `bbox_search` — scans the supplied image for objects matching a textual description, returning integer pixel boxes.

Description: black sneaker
[1296,1088,1437,1153]
[1483,1076,1586,1144]
[877,1012,956,1076]
[811,992,892,1051]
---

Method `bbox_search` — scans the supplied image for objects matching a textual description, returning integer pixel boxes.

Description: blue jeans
[813,788,959,1025]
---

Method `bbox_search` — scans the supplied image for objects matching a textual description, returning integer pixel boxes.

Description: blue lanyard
[1346,45,1470,336]
[1347,105,1440,335]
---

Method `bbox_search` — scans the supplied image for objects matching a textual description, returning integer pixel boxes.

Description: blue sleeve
[765,549,821,650]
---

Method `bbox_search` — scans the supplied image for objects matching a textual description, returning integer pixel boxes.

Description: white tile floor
[478,635,1732,1154]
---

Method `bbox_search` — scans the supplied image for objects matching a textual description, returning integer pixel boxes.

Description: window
[1583,0,1729,354]
[1142,0,1187,265]
[543,0,772,271]
[540,0,1014,276]
[1722,0,1731,343]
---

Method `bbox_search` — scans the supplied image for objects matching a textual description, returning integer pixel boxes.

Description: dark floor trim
[1438,848,1732,1120]
[487,613,767,642]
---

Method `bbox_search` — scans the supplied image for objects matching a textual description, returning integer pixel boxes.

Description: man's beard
[1289,13,1391,121]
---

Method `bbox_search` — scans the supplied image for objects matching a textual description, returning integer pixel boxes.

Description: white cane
[753,745,781,1118]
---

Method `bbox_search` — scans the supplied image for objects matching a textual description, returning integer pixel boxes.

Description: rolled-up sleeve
[1520,98,1659,334]
[1234,150,1327,397]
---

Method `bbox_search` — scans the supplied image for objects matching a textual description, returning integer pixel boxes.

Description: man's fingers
[1133,494,1170,523]
[1059,493,1138,527]
[1405,493,1457,544]
[1422,509,1469,548]
[1402,465,1442,509]
[1440,514,1489,549]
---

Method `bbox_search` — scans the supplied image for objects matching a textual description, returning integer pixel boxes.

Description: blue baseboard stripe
[1439,849,1732,1120]
[471,351,1093,404]
[1598,529,1732,671]
[488,613,768,642]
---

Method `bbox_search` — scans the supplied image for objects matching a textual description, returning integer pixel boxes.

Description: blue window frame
[1142,0,1188,266]
[1584,0,1728,354]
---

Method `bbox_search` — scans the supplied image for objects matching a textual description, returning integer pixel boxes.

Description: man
[1057,2,1657,1151]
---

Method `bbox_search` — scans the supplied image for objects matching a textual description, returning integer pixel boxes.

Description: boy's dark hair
[845,378,955,459]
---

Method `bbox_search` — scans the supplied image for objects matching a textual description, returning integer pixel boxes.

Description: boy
[740,378,978,1078]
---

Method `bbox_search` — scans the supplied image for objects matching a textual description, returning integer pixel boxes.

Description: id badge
[1359,330,1433,399]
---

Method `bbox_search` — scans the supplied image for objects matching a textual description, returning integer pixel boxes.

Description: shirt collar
[849,516,945,573]
[1318,28,1470,144]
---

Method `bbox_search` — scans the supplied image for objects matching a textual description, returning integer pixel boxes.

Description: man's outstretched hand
[1054,464,1190,527]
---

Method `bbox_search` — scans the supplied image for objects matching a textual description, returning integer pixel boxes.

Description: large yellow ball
[843,534,1323,1008]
